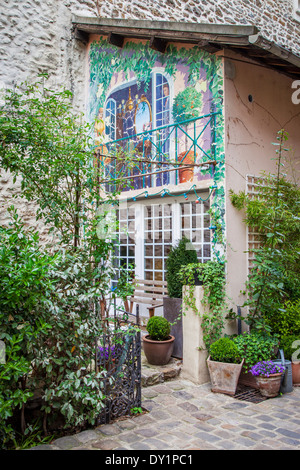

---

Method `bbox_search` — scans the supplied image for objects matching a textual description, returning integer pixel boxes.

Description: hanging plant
[178,261,227,349]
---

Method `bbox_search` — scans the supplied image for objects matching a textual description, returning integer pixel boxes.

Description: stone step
[141,351,182,387]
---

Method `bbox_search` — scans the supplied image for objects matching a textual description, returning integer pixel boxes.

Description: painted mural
[88,40,225,194]
[88,39,226,268]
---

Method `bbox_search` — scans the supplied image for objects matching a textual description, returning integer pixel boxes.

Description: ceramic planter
[256,373,283,397]
[163,297,183,359]
[142,335,175,365]
[292,361,300,385]
[207,357,244,396]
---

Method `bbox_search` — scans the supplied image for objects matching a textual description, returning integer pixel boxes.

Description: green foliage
[233,332,279,372]
[179,261,226,348]
[0,328,33,449]
[0,78,135,448]
[209,337,241,364]
[146,316,171,341]
[165,237,198,299]
[230,130,300,333]
[264,299,300,338]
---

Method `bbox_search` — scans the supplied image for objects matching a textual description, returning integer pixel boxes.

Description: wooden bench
[125,279,168,318]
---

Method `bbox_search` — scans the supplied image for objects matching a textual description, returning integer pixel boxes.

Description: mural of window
[114,197,211,284]
[144,203,173,281]
[180,200,211,263]
[115,206,135,271]
[105,98,116,141]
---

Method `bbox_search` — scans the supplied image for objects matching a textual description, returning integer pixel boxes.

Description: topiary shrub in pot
[142,316,175,365]
[207,337,244,396]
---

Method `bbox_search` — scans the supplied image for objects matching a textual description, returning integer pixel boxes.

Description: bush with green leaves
[0,78,135,447]
[233,332,279,372]
[264,299,300,339]
[165,237,198,299]
[209,337,241,364]
[146,316,171,341]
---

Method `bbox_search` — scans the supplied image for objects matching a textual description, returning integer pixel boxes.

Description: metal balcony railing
[95,112,220,192]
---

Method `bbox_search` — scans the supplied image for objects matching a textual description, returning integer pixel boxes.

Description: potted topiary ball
[142,316,175,365]
[207,337,244,396]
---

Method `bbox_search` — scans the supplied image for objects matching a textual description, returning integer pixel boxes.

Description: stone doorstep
[141,351,182,387]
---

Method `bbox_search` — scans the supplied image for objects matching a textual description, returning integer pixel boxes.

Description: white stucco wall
[223,49,300,329]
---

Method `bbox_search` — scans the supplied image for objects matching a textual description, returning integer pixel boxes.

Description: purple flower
[98,345,116,361]
[250,360,285,377]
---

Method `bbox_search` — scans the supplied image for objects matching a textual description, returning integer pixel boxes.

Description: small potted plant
[142,316,175,365]
[250,360,285,397]
[207,337,244,396]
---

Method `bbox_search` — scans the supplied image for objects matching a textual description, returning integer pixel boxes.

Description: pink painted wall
[223,49,300,331]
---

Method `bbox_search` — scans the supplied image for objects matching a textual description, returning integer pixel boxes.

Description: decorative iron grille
[96,307,142,424]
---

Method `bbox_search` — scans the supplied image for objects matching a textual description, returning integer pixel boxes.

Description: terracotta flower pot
[207,357,244,396]
[142,335,175,365]
[256,373,283,398]
[292,361,300,385]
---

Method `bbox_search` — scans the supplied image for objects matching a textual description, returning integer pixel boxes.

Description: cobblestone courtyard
[31,378,300,451]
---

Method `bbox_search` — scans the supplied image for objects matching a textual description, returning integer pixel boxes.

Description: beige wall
[223,49,300,332]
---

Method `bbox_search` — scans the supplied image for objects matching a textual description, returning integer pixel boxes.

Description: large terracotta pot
[292,361,300,385]
[207,357,244,396]
[142,335,175,365]
[256,373,283,398]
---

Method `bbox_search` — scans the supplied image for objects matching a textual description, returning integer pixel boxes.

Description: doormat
[234,385,268,404]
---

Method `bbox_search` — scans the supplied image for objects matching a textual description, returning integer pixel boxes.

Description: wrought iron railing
[95,112,220,192]
[96,304,142,424]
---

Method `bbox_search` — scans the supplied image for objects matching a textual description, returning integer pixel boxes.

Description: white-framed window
[114,195,211,282]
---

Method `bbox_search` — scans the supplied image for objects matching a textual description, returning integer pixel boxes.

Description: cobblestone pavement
[31,379,300,451]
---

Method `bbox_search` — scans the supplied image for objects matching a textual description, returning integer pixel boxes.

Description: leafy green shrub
[209,337,241,364]
[0,210,109,444]
[165,237,198,298]
[147,316,171,341]
[265,299,300,338]
[233,332,279,372]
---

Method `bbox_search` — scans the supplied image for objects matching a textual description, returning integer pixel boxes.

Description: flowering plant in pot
[207,337,244,396]
[142,316,175,366]
[250,360,285,397]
